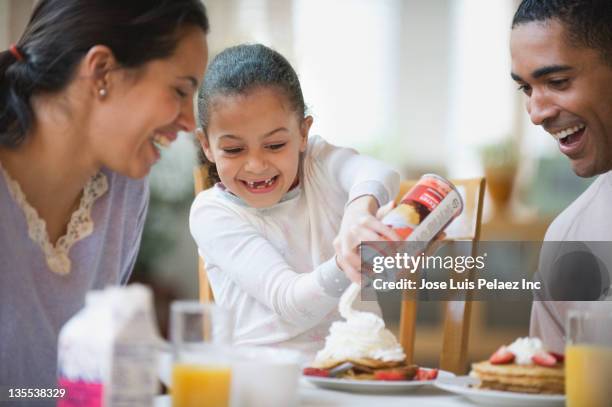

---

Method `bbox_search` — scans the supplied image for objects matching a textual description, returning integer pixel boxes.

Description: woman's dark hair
[0,0,209,147]
[197,43,306,185]
[512,0,612,65]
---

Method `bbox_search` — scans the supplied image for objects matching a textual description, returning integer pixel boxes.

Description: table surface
[155,379,475,407]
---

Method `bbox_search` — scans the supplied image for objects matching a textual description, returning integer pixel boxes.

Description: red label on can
[403,184,445,211]
[383,174,462,242]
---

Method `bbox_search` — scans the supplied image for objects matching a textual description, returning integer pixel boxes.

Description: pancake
[343,364,418,380]
[471,361,564,394]
[312,356,406,370]
[311,357,418,380]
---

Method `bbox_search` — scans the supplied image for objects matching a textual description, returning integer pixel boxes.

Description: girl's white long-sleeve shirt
[189,135,399,357]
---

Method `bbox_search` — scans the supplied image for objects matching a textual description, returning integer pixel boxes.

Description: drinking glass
[170,301,234,407]
[231,346,303,407]
[566,309,612,407]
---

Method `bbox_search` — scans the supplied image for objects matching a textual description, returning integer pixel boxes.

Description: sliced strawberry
[550,352,565,363]
[423,368,438,380]
[489,346,515,364]
[414,367,438,381]
[303,367,330,377]
[415,368,428,381]
[426,368,439,380]
[374,369,408,381]
[532,352,557,367]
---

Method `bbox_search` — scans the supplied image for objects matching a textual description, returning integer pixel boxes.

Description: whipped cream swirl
[506,337,546,365]
[314,283,406,363]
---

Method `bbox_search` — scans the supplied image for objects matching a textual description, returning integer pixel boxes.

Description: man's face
[510,20,612,177]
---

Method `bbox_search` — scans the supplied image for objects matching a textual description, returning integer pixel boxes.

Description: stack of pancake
[471,360,564,394]
[312,357,418,380]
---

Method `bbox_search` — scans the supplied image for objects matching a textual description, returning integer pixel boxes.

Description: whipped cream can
[383,174,463,242]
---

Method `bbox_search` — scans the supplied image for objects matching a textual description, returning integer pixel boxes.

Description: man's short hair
[512,0,612,65]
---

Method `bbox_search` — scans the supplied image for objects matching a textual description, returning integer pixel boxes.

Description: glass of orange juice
[566,309,612,407]
[170,301,234,407]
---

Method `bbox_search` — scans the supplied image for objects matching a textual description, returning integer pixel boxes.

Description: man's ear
[300,115,313,152]
[196,128,215,163]
[80,45,118,99]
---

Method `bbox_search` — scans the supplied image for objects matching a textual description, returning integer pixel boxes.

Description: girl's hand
[333,196,400,283]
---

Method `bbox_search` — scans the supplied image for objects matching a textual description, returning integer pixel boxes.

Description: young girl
[190,44,400,356]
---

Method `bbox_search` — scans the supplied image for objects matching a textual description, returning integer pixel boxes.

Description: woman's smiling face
[201,86,312,208]
[90,27,208,179]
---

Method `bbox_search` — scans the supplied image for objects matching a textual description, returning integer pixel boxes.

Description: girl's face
[201,87,312,208]
[89,27,208,178]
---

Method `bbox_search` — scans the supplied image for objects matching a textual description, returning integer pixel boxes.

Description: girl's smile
[239,175,280,194]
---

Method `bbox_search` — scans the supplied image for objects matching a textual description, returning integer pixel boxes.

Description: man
[510,0,612,352]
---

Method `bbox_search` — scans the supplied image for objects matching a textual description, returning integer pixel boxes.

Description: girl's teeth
[246,176,276,189]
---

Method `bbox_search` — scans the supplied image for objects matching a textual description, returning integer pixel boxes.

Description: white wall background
[204,0,527,178]
[0,0,34,46]
[0,1,8,48]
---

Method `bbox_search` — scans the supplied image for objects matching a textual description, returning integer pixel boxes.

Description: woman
[0,0,209,388]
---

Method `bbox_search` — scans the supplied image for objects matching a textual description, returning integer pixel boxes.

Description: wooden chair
[193,165,215,304]
[194,164,485,373]
[396,177,486,374]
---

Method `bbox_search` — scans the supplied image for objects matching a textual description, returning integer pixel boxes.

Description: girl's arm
[190,197,350,330]
[310,137,401,279]
[311,137,400,208]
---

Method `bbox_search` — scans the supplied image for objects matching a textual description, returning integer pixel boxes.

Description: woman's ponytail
[0,46,36,147]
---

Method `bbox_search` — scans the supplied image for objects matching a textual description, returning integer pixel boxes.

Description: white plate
[303,369,454,393]
[434,376,565,407]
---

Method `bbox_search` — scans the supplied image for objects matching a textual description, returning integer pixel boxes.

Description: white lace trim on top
[0,163,109,275]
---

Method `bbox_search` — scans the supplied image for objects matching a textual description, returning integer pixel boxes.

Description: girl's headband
[9,44,24,62]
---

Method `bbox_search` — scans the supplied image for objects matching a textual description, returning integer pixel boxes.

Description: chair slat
[397,177,485,374]
[193,166,215,304]
[399,297,418,364]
